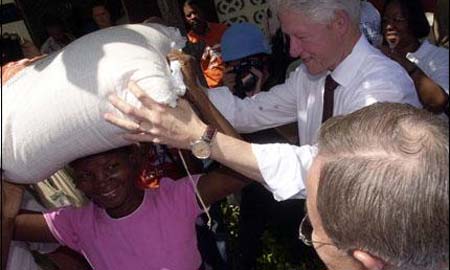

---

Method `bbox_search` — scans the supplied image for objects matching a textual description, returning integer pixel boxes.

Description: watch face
[192,140,211,159]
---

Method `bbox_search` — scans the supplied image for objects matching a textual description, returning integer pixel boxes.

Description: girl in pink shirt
[6,145,248,270]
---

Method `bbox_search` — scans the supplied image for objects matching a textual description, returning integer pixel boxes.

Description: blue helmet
[221,22,272,62]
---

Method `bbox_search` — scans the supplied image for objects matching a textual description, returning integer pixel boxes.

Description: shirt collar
[331,34,370,88]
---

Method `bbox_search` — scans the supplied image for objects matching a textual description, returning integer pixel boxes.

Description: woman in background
[381,0,448,115]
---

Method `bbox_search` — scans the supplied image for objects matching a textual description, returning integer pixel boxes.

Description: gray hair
[270,0,361,25]
[316,103,449,270]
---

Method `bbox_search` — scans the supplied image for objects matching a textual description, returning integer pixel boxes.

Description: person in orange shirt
[183,0,227,88]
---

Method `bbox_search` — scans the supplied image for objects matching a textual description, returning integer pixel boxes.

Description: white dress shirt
[406,40,449,95]
[208,36,421,201]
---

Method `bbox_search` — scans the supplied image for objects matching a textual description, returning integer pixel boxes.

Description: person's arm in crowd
[197,166,251,207]
[381,45,449,113]
[1,181,24,270]
[1,182,57,248]
[13,210,57,243]
[409,68,448,113]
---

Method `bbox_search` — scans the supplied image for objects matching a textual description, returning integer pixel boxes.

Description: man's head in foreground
[304,103,449,270]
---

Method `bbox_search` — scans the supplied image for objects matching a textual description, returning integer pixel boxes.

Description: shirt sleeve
[208,72,301,133]
[43,207,83,253]
[251,143,318,201]
[407,45,449,95]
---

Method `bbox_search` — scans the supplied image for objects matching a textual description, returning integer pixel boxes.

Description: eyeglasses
[298,214,335,247]
[382,16,408,25]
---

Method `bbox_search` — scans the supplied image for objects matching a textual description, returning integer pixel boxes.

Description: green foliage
[221,201,323,270]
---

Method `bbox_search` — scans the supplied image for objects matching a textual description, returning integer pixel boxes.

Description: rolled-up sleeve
[208,75,300,134]
[251,143,318,201]
[406,42,449,95]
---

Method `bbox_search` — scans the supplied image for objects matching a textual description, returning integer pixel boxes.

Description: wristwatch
[191,125,217,159]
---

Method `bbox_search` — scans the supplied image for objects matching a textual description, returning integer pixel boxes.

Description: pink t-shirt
[43,176,203,270]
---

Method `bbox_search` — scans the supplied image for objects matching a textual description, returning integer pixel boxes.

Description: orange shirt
[188,22,228,88]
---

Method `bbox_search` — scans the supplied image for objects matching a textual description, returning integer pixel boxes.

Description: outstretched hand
[104,81,207,150]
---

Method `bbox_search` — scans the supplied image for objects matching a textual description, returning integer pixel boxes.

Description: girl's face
[71,148,140,214]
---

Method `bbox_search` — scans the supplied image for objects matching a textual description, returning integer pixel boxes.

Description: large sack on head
[2,23,186,183]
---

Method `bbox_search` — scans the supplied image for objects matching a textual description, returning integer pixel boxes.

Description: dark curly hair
[383,0,431,39]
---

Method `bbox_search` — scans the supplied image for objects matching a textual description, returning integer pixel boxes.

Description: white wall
[213,0,277,38]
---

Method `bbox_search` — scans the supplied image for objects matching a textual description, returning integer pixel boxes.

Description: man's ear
[331,10,350,35]
[353,250,385,270]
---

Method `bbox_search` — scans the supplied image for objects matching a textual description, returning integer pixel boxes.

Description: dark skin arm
[381,45,449,114]
[1,180,57,270]
[13,209,57,243]
[3,185,87,269]
[1,180,25,270]
[170,51,251,207]
[168,51,240,137]
[197,166,250,207]
[409,68,449,114]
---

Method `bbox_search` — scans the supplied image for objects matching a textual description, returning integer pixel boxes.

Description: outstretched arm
[105,81,264,182]
[13,210,57,243]
[1,181,57,261]
[197,166,250,207]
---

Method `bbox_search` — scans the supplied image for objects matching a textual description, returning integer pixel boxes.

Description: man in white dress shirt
[105,0,421,201]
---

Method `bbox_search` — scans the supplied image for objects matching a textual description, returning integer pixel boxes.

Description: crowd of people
[1,0,449,270]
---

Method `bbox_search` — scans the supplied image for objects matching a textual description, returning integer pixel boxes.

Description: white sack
[2,23,186,183]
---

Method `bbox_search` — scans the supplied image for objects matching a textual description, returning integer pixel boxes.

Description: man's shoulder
[350,52,420,106]
[360,48,409,80]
